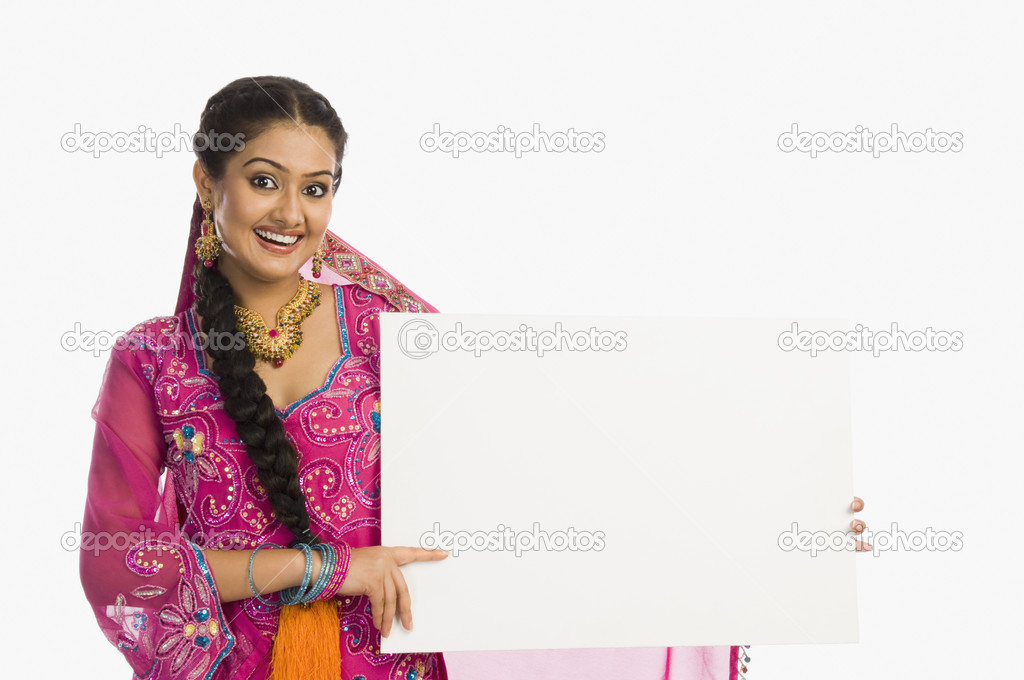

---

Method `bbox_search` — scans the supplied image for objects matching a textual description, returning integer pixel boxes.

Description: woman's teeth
[254,228,300,246]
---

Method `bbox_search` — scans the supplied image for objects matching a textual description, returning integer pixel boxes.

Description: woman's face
[193,122,337,286]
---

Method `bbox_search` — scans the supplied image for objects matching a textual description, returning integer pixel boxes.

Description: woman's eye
[251,175,278,190]
[306,184,327,198]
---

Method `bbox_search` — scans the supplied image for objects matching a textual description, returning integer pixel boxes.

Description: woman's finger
[854,539,872,552]
[850,519,866,534]
[392,565,414,632]
[391,546,450,566]
[382,569,397,638]
[371,578,385,633]
[851,496,864,512]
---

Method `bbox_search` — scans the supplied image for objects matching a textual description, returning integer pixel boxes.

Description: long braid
[192,258,316,547]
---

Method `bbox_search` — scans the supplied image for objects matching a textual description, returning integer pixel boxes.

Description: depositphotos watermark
[778,521,963,558]
[397,319,628,359]
[777,322,963,357]
[418,522,606,557]
[419,123,606,158]
[60,321,246,357]
[62,522,214,557]
[778,123,964,158]
[60,122,245,158]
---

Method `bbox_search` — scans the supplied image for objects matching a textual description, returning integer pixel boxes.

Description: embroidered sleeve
[80,333,235,680]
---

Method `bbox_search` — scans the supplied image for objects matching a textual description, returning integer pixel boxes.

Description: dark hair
[190,76,347,548]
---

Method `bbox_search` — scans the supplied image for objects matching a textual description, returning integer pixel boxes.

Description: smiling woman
[79,76,450,680]
[78,75,810,680]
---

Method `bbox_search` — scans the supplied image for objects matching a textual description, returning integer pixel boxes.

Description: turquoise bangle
[247,543,280,607]
[302,543,336,603]
[279,542,315,606]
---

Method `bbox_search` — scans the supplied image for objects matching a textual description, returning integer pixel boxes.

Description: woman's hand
[337,546,449,638]
[850,495,872,552]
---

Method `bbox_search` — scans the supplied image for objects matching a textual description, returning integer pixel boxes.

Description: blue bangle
[248,543,280,607]
[279,542,315,606]
[302,543,336,603]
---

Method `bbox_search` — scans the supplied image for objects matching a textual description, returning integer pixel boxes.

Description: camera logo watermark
[778,521,963,557]
[778,322,963,357]
[778,123,963,158]
[419,123,605,158]
[419,521,606,557]
[61,321,246,357]
[60,122,245,158]
[397,319,628,359]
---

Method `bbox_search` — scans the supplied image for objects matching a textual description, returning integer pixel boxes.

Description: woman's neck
[217,259,304,322]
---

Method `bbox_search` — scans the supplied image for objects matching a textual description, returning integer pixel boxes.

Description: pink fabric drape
[83,328,237,679]
[80,195,742,679]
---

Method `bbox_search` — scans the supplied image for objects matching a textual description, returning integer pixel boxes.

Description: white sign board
[378,313,858,653]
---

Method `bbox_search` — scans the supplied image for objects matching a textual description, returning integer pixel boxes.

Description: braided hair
[190,76,347,548]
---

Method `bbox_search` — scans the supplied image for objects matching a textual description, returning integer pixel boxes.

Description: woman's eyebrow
[243,156,333,178]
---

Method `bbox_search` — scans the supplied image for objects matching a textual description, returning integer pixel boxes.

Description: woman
[79,76,870,680]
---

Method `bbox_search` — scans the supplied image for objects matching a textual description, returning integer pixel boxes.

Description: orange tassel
[269,599,341,680]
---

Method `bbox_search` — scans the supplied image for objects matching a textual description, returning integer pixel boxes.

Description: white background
[1,2,1020,679]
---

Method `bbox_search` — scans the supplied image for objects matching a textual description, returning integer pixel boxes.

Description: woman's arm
[201,546,323,603]
[81,330,239,679]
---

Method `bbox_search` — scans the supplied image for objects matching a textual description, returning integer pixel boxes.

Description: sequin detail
[117,284,445,680]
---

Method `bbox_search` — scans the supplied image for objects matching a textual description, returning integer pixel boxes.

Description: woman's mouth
[254,227,304,253]
[255,227,302,246]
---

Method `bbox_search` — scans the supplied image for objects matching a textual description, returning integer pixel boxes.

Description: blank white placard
[377,313,858,653]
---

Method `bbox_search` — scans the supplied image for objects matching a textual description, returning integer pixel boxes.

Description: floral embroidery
[115,285,445,679]
[167,416,241,526]
[108,541,235,679]
[172,425,203,464]
[152,549,232,678]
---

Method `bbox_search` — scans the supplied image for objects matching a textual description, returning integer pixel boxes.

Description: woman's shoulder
[108,311,190,376]
[126,312,187,342]
[120,311,188,348]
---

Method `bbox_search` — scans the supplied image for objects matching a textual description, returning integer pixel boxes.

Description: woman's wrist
[319,540,351,600]
[283,541,349,602]
[242,542,341,606]
[282,546,323,590]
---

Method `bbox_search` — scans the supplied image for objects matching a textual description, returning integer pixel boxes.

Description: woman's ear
[192,160,215,202]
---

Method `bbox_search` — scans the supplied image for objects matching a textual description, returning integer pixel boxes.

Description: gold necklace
[234,277,322,367]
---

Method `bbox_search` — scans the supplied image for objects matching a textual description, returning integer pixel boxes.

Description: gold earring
[312,243,325,278]
[195,198,223,268]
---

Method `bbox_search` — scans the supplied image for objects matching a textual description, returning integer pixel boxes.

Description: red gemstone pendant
[273,357,284,368]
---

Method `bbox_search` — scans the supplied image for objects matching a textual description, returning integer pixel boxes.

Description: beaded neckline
[184,284,352,418]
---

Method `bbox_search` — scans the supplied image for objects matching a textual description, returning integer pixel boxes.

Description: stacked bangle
[306,544,336,600]
[279,542,316,605]
[248,540,352,607]
[319,540,351,600]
